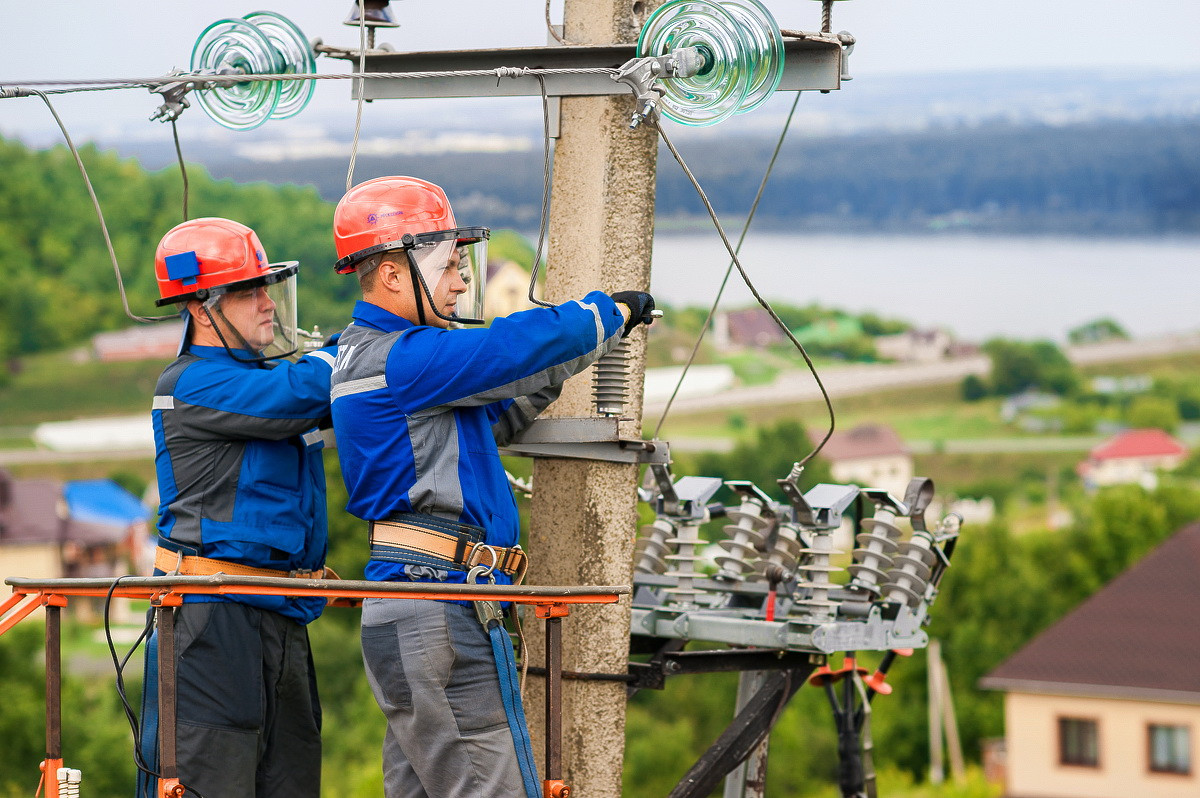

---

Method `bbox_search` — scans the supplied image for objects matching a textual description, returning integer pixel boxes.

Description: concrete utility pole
[525,2,664,795]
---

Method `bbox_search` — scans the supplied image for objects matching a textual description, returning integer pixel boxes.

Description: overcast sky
[2,0,1199,143]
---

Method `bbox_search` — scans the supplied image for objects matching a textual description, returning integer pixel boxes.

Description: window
[1149,724,1191,775]
[1059,717,1099,767]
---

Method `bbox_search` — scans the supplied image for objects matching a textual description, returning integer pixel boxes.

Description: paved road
[0,446,154,466]
[5,334,1199,463]
[646,333,1200,416]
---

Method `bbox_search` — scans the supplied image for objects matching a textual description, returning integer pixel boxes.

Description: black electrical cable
[346,0,368,191]
[653,117,836,468]
[30,89,175,324]
[104,578,207,798]
[170,119,190,222]
[652,91,803,441]
[525,74,556,308]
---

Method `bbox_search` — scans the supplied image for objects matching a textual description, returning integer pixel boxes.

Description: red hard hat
[333,176,458,273]
[155,218,288,306]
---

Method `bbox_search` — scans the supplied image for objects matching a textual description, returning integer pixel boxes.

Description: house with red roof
[980,522,1200,798]
[1077,429,1188,490]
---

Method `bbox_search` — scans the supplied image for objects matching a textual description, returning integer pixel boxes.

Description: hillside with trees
[175,117,1200,235]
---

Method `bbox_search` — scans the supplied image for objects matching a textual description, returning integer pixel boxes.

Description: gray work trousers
[361,597,525,798]
[171,602,321,797]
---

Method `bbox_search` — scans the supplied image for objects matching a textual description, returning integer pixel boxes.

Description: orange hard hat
[333,176,459,273]
[155,217,294,306]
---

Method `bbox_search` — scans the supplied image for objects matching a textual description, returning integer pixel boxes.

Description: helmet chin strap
[203,302,270,364]
[407,257,428,326]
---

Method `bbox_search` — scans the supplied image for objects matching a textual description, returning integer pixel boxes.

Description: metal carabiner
[466,564,497,586]
[467,562,503,628]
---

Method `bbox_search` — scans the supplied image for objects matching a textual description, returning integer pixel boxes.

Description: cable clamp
[613,48,705,127]
[149,70,193,123]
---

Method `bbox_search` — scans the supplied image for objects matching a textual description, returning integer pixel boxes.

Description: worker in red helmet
[329,176,656,798]
[138,217,338,798]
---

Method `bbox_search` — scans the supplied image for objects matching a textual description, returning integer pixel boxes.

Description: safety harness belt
[154,547,331,579]
[369,513,528,583]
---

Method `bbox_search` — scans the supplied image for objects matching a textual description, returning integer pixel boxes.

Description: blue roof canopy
[63,480,150,528]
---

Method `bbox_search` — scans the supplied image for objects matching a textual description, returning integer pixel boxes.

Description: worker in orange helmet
[329,176,656,798]
[138,217,338,798]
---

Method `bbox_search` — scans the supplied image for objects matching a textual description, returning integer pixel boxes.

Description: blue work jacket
[151,345,336,624]
[331,294,626,586]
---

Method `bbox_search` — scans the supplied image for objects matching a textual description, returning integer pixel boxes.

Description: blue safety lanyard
[488,617,541,798]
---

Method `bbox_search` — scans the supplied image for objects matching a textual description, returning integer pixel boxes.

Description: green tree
[1067,317,1129,344]
[1124,395,1180,432]
[961,373,988,401]
[692,419,833,502]
[982,338,1078,396]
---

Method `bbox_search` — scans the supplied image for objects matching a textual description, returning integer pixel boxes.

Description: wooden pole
[928,639,944,785]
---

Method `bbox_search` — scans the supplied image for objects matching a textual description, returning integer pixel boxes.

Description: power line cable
[653,117,835,467]
[170,119,190,221]
[652,91,802,440]
[346,0,368,191]
[29,89,174,323]
[526,74,556,308]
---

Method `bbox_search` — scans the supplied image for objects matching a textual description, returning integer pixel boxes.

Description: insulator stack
[754,521,802,582]
[882,531,937,607]
[847,506,902,597]
[56,768,81,798]
[593,340,630,416]
[633,517,677,575]
[714,494,771,581]
[662,519,708,606]
[793,527,843,620]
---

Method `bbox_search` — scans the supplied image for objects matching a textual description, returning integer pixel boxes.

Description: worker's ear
[376,256,408,295]
[186,300,215,328]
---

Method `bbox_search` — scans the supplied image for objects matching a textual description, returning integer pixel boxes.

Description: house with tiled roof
[980,522,1200,798]
[1077,428,1188,490]
[713,308,786,351]
[483,259,538,319]
[810,422,912,499]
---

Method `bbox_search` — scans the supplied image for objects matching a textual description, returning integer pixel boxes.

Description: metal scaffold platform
[1,575,626,798]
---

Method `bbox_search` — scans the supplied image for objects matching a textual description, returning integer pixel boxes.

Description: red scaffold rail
[3,575,627,798]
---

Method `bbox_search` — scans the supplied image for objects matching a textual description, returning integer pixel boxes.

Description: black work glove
[610,291,656,338]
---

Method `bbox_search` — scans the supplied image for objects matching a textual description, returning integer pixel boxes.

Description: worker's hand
[610,291,656,338]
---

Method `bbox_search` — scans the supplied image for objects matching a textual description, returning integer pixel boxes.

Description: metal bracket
[797,483,861,528]
[499,417,670,464]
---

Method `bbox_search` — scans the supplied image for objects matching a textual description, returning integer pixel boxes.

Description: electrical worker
[139,217,337,798]
[329,175,656,798]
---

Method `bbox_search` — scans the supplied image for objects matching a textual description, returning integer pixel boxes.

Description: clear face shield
[204,263,300,361]
[406,228,489,326]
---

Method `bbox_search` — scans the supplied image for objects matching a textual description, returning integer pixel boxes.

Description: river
[648,232,1200,342]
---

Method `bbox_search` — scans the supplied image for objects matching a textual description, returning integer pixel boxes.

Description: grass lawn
[913,450,1082,493]
[660,379,1018,442]
[0,350,168,427]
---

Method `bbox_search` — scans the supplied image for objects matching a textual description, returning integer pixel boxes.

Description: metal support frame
[499,417,669,464]
[44,601,64,798]
[667,667,811,798]
[324,37,843,101]
[3,576,626,798]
